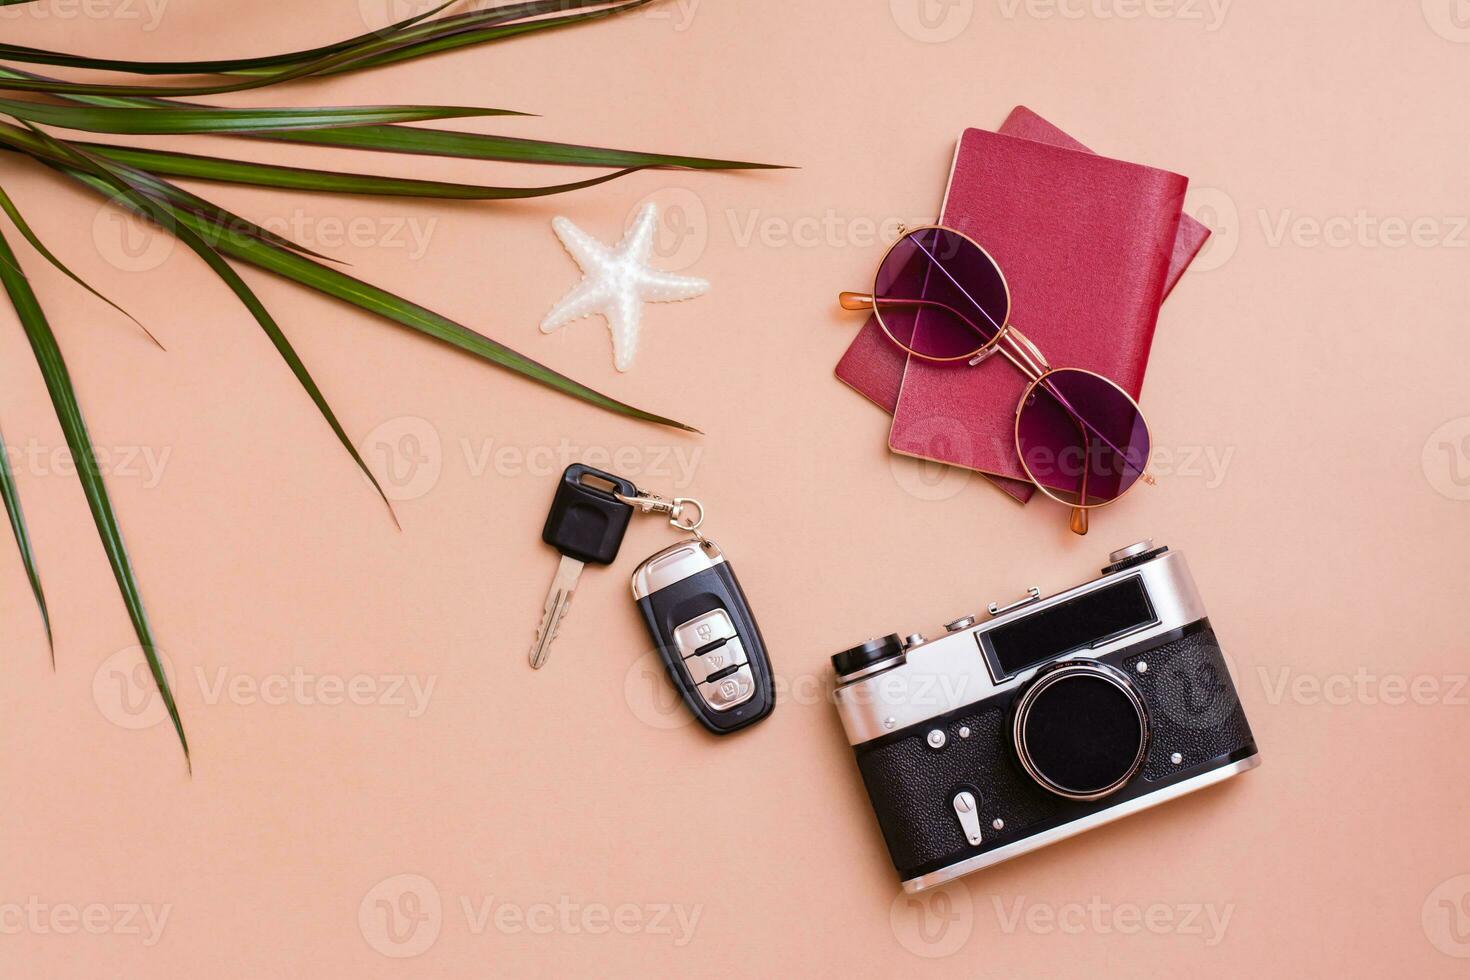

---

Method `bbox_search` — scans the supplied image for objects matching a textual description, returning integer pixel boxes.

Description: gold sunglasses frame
[839,224,1154,535]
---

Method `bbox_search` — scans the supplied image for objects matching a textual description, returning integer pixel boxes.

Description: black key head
[542,464,637,565]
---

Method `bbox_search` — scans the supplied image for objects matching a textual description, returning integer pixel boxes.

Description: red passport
[835,107,1208,500]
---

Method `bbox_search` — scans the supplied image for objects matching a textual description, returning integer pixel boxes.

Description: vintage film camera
[831,541,1260,892]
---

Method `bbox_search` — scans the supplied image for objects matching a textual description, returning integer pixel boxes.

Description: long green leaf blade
[0,224,188,763]
[0,99,516,135]
[311,2,653,77]
[0,67,783,171]
[0,1,644,96]
[87,142,640,199]
[0,0,456,73]
[31,129,402,523]
[262,125,784,170]
[0,422,52,653]
[0,181,162,347]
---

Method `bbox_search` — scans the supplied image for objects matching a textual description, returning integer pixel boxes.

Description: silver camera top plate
[832,548,1207,746]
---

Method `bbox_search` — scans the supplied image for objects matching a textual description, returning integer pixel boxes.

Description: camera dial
[831,634,905,680]
[1012,661,1149,801]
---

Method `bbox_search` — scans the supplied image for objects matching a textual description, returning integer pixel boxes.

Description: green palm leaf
[84,142,641,199]
[23,126,401,522]
[0,1,646,97]
[0,422,51,653]
[0,99,517,135]
[0,182,162,347]
[0,224,187,764]
[0,1,457,73]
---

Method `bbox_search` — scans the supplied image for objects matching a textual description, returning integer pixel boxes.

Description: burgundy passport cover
[835,106,1208,500]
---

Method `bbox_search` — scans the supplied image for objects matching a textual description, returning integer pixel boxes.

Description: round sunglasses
[839,225,1153,535]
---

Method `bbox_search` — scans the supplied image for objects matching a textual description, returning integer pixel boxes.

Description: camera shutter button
[944,615,977,632]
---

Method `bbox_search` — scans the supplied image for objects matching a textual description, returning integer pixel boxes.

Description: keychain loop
[617,489,708,545]
[668,497,704,532]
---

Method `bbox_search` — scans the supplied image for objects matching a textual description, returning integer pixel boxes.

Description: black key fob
[632,538,775,735]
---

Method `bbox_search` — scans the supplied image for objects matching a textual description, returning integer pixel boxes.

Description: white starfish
[540,202,709,371]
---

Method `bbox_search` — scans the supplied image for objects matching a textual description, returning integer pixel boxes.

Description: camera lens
[1013,664,1148,801]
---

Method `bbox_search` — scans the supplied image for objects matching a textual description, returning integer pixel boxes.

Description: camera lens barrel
[1012,662,1149,801]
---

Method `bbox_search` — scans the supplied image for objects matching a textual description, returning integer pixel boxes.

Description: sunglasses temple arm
[1070,426,1091,535]
[853,294,1005,349]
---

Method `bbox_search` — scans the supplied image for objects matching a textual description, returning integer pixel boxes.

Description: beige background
[0,0,1467,976]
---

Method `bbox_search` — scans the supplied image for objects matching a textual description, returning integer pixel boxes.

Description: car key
[529,464,637,669]
[631,533,776,735]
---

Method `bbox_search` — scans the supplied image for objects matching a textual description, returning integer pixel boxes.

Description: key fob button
[672,610,737,658]
[699,665,756,711]
[684,636,749,684]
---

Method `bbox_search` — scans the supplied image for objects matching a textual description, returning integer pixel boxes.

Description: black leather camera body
[831,541,1260,893]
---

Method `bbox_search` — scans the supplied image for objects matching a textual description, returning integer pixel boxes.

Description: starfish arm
[541,278,609,332]
[619,201,660,267]
[606,290,644,372]
[637,268,710,303]
[551,216,613,273]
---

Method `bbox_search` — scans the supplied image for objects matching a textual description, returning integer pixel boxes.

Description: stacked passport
[835,107,1209,502]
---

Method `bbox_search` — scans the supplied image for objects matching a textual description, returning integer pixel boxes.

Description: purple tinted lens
[873,227,1008,359]
[1016,369,1150,506]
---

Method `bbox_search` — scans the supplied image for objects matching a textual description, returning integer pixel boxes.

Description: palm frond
[0,223,187,764]
[0,421,51,654]
[0,0,771,763]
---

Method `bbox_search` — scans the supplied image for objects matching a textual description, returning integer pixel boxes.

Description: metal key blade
[529,554,585,669]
